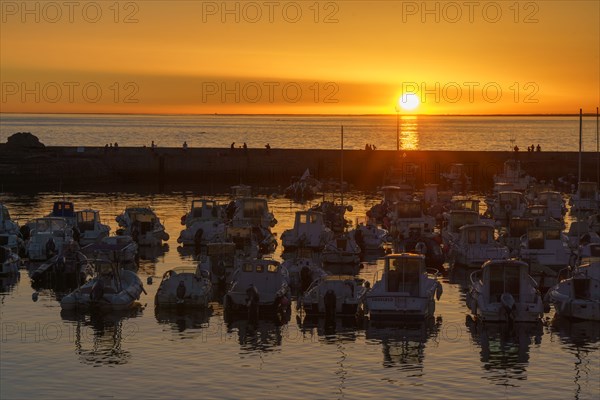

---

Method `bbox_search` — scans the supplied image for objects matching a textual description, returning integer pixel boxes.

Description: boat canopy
[448,210,479,233]
[190,200,220,219]
[482,260,527,301]
[526,228,562,249]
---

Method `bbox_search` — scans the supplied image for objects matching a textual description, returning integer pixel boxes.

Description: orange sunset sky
[0,0,598,114]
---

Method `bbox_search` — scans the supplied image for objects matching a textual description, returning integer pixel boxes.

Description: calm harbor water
[1,113,599,151]
[1,190,598,400]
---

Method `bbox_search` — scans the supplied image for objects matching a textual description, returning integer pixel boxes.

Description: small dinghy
[466,259,544,322]
[61,259,145,311]
[155,265,212,308]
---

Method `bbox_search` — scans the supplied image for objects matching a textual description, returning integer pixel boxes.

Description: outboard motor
[45,238,57,259]
[500,292,516,322]
[246,284,260,322]
[324,289,337,324]
[176,280,187,303]
[300,265,312,294]
[90,279,105,303]
[20,225,31,241]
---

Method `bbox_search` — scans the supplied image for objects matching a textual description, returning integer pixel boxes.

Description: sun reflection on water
[400,116,419,150]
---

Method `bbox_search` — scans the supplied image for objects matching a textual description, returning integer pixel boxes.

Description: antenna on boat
[596,107,600,186]
[579,108,582,184]
[340,125,344,207]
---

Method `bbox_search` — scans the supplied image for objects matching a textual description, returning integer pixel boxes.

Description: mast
[597,106,599,186]
[579,108,582,183]
[341,125,344,206]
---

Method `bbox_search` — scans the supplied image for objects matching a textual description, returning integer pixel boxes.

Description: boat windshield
[384,256,422,295]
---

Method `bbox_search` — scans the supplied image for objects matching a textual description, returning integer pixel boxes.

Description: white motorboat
[300,275,368,316]
[26,217,73,261]
[535,191,567,220]
[85,235,138,267]
[229,197,277,229]
[0,203,19,235]
[281,210,334,252]
[387,201,436,239]
[546,243,600,321]
[569,181,600,214]
[197,242,238,286]
[75,209,110,245]
[466,259,544,322]
[61,260,145,310]
[440,163,471,193]
[493,159,534,193]
[365,253,442,319]
[523,205,564,230]
[322,234,361,271]
[116,206,169,246]
[349,218,389,252]
[488,191,528,222]
[498,217,534,255]
[177,199,226,246]
[448,224,510,268]
[520,226,572,290]
[281,249,327,293]
[0,246,20,276]
[224,259,290,314]
[155,265,212,308]
[441,210,480,246]
[366,185,413,224]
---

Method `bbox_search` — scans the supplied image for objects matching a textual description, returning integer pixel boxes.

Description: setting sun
[399,93,420,111]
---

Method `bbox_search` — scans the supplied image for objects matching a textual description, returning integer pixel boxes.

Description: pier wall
[1,145,597,191]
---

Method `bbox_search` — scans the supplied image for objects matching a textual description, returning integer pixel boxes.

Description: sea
[1,113,599,151]
[0,114,599,400]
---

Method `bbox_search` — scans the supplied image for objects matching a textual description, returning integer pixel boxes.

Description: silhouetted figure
[182,141,188,150]
[243,142,247,149]
[230,142,235,149]
[536,144,541,152]
[151,140,155,148]
[265,143,271,150]
[114,142,118,149]
[513,145,519,152]
[372,144,376,150]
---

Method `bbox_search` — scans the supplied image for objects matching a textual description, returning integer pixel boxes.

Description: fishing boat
[498,217,534,255]
[280,210,334,252]
[493,159,534,193]
[75,209,110,245]
[177,199,226,246]
[487,191,528,222]
[116,206,169,246]
[0,245,20,276]
[322,233,361,272]
[365,253,442,319]
[155,265,212,308]
[466,259,544,322]
[224,259,290,314]
[300,275,368,316]
[349,217,389,252]
[26,217,73,261]
[197,242,237,287]
[441,209,481,246]
[447,224,510,268]
[387,200,436,239]
[535,191,567,220]
[47,200,77,225]
[569,182,600,214]
[61,259,145,310]
[546,243,600,321]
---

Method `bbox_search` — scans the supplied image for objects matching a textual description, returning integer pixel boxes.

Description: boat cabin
[523,227,563,249]
[189,200,222,220]
[377,253,427,296]
[459,224,497,246]
[292,211,327,235]
[31,217,68,234]
[233,260,285,290]
[235,198,272,227]
[128,209,158,234]
[479,260,531,303]
[76,210,100,232]
[50,201,75,219]
[205,242,236,273]
[498,191,526,209]
[392,201,424,219]
[381,186,412,204]
[507,218,534,239]
[446,210,480,234]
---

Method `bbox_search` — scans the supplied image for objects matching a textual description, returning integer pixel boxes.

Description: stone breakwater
[0,144,597,190]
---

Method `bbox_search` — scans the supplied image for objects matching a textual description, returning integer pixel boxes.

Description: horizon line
[1,111,599,117]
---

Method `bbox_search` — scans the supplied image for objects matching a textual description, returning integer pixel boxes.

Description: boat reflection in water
[225,314,288,354]
[60,305,143,366]
[0,273,20,294]
[548,317,600,399]
[365,317,441,371]
[465,316,543,387]
[296,314,362,342]
[154,306,212,334]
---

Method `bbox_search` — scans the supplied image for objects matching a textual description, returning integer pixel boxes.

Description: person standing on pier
[183,141,188,150]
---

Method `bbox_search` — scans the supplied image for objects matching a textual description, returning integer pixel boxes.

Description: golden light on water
[400,116,419,150]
